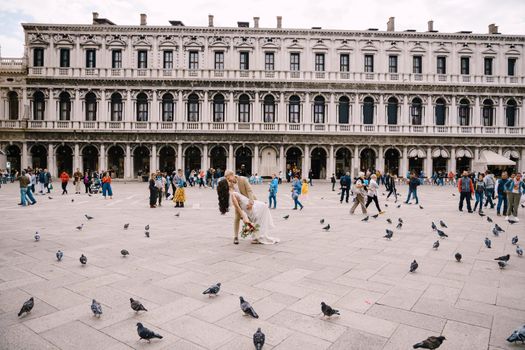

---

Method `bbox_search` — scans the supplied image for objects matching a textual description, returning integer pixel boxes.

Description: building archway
[235,146,252,176]
[184,146,201,174]
[360,148,376,172]
[30,144,47,169]
[82,145,98,173]
[260,147,278,177]
[335,147,351,178]
[408,148,425,175]
[209,146,227,172]
[6,145,21,174]
[384,148,400,175]
[433,157,447,173]
[286,147,302,178]
[456,148,473,174]
[133,146,150,177]
[158,146,175,174]
[310,147,327,179]
[107,145,125,178]
[56,145,73,175]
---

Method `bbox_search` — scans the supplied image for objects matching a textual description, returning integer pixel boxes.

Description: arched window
[313,95,325,123]
[387,97,398,125]
[213,94,225,122]
[435,98,446,125]
[411,97,422,125]
[263,95,275,123]
[85,92,97,121]
[8,91,19,120]
[136,93,148,122]
[338,96,349,124]
[162,93,174,122]
[458,98,470,126]
[59,92,71,121]
[238,94,250,123]
[506,99,517,127]
[187,93,199,122]
[363,96,374,124]
[110,92,122,121]
[288,95,301,123]
[482,99,494,126]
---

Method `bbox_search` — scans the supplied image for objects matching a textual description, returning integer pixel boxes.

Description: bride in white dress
[218,179,280,244]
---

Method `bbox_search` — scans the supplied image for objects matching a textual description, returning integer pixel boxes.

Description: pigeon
[76,224,83,230]
[322,224,330,231]
[85,214,94,220]
[522,204,525,208]
[386,218,392,224]
[175,212,180,217]
[492,227,500,237]
[145,231,150,238]
[431,222,437,231]
[130,298,148,312]
[433,240,440,250]
[455,252,462,262]
[18,297,34,317]
[283,215,289,220]
[485,237,492,249]
[384,229,394,240]
[385,204,388,207]
[409,260,418,273]
[372,214,379,219]
[494,224,505,232]
[437,229,448,238]
[202,283,221,296]
[494,254,510,262]
[508,218,518,224]
[239,296,258,318]
[397,204,401,208]
[361,216,369,222]
[123,223,129,229]
[413,335,446,349]
[253,328,265,350]
[91,299,102,317]
[487,216,493,223]
[34,232,40,241]
[498,261,507,269]
[517,246,523,257]
[396,222,403,229]
[439,220,447,228]
[320,218,324,224]
[398,218,404,223]
[71,198,74,202]
[121,249,129,257]
[56,250,63,261]
[88,193,92,197]
[419,205,424,209]
[479,212,486,217]
[506,325,525,343]
[452,193,456,196]
[512,236,518,245]
[48,196,53,200]
[321,301,340,317]
[145,224,150,230]
[79,254,87,265]
[137,322,163,342]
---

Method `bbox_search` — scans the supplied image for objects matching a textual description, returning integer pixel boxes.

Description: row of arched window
[5,91,518,127]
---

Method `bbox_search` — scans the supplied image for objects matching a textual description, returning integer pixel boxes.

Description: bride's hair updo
[217,179,230,214]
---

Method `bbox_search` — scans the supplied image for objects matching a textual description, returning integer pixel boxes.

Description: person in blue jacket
[268,173,278,209]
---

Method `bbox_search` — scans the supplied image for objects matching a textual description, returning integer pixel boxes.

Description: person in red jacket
[457,170,474,212]
[60,171,70,195]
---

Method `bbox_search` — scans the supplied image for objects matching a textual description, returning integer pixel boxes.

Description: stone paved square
[0,181,524,349]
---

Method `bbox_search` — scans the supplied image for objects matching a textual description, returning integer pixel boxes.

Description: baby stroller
[90,178,102,194]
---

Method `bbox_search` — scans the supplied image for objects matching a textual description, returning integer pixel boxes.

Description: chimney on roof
[253,17,260,28]
[140,13,147,26]
[208,15,214,27]
[92,12,99,24]
[427,20,434,32]
[387,17,395,31]
[277,16,282,29]
[488,23,498,34]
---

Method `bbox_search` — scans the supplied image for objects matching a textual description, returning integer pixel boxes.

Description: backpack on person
[461,177,471,192]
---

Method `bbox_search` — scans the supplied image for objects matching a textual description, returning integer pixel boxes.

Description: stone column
[73,143,80,172]
[202,144,208,170]
[47,144,54,176]
[151,91,158,123]
[22,87,28,119]
[378,95,385,125]
[229,93,235,123]
[303,144,310,177]
[425,97,432,126]
[99,144,106,172]
[279,92,285,125]
[177,143,183,171]
[328,144,335,180]
[99,91,106,123]
[450,96,457,127]
[473,96,480,127]
[474,147,479,165]
[401,146,408,178]
[126,90,132,123]
[402,95,409,126]
[254,93,260,124]
[353,145,360,177]
[177,91,184,123]
[47,91,54,121]
[521,148,525,173]
[377,145,384,173]
[279,144,285,176]
[203,91,209,123]
[253,144,259,175]
[304,93,310,125]
[228,144,234,171]
[74,89,81,122]
[450,147,457,174]
[125,144,132,179]
[425,146,432,178]
[497,97,504,127]
[329,93,336,126]
[150,144,157,171]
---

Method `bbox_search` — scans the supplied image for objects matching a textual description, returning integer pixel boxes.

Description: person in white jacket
[365,174,385,214]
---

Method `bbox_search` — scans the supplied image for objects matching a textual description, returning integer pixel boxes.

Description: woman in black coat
[149,173,158,208]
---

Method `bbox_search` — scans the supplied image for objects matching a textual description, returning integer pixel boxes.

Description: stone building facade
[0,14,524,179]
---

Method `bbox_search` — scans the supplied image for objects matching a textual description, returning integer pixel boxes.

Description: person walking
[504,172,525,221]
[83,171,91,194]
[350,172,367,215]
[339,172,351,203]
[291,175,303,210]
[330,173,336,191]
[308,169,314,186]
[73,168,82,194]
[473,173,486,214]
[148,173,158,208]
[386,172,398,202]
[495,171,510,216]
[268,173,278,209]
[38,169,46,194]
[18,170,36,206]
[101,172,113,199]
[458,170,474,213]
[405,173,420,204]
[483,170,495,209]
[60,171,70,195]
[365,174,385,214]
[173,169,186,208]
[155,172,165,206]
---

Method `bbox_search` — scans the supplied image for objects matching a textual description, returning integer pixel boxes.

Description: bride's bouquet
[240,222,260,239]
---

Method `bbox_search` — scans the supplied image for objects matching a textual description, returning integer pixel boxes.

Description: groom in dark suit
[225,170,256,245]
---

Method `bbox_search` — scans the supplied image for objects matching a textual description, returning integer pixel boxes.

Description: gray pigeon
[455,252,462,262]
[361,216,369,222]
[283,215,289,220]
[137,322,163,342]
[437,229,448,238]
[410,260,418,273]
[396,222,403,229]
[386,218,392,224]
[123,223,129,229]
[34,232,40,241]
[517,245,523,256]
[508,218,518,224]
[413,335,446,349]
[202,283,221,296]
[321,301,340,317]
[398,218,404,223]
[419,205,424,210]
[240,296,258,318]
[79,254,87,265]
[439,220,447,228]
[320,219,324,224]
[371,214,379,219]
[121,249,129,257]
[507,324,525,343]
[253,328,265,350]
[85,214,94,220]
[479,212,486,217]
[145,224,150,230]
[485,237,492,249]
[76,224,83,230]
[494,224,505,232]
[431,222,437,231]
[384,229,393,240]
[498,261,507,269]
[487,216,493,223]
[492,227,500,236]
[512,236,518,245]
[433,240,440,250]
[56,250,63,261]
[145,231,150,238]
[494,254,510,262]
[18,297,34,317]
[91,299,102,317]
[322,224,330,231]
[175,212,180,217]
[130,298,148,312]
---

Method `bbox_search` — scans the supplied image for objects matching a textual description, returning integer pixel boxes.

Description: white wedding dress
[232,192,280,244]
